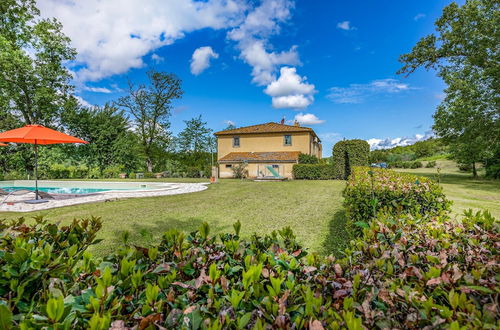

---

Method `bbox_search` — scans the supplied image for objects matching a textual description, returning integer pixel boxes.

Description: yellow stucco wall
[219,163,295,179]
[217,132,322,160]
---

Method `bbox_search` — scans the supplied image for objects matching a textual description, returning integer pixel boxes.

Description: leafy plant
[0,209,497,328]
[292,164,340,180]
[343,167,452,235]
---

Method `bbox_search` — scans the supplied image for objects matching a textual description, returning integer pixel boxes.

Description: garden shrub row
[1,210,498,328]
[292,164,340,180]
[389,160,423,169]
[343,167,451,235]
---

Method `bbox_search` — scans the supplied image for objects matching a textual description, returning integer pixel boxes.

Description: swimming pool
[0,180,174,195]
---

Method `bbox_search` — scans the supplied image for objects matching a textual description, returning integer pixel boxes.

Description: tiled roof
[219,151,300,163]
[215,122,317,137]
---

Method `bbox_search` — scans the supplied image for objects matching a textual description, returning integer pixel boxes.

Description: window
[225,164,232,168]
[272,164,279,169]
[233,136,240,147]
[284,134,292,146]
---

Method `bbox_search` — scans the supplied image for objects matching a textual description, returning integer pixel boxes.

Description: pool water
[1,186,113,194]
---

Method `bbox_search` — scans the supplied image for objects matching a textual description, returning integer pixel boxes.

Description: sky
[37,0,456,155]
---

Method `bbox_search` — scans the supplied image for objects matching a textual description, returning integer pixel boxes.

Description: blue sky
[39,0,456,155]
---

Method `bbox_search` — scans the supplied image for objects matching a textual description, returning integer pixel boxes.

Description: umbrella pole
[35,141,39,200]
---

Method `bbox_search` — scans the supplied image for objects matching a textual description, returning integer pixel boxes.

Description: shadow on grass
[321,209,351,258]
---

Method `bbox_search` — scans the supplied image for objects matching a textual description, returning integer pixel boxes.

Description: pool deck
[0,182,209,212]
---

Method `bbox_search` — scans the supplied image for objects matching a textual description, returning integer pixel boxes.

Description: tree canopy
[399,0,499,177]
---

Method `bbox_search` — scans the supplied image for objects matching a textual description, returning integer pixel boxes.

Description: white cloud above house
[190,46,219,75]
[293,113,324,125]
[227,0,299,86]
[367,130,434,150]
[264,67,316,109]
[327,78,413,104]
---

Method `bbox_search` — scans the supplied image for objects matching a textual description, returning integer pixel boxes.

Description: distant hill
[369,138,449,163]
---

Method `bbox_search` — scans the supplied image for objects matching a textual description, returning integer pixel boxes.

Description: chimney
[280,116,285,125]
[294,120,300,127]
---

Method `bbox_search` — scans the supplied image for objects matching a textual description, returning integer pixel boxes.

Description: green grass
[0,179,348,256]
[397,160,500,218]
[1,160,498,257]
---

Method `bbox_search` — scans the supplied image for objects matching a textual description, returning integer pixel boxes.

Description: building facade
[214,122,322,179]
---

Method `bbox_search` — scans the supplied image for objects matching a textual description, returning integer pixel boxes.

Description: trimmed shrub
[293,164,340,180]
[343,167,451,234]
[0,211,497,329]
[332,139,370,179]
[389,161,423,169]
[426,160,437,168]
[298,153,319,164]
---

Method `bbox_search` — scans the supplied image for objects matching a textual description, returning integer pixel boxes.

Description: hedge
[1,210,497,328]
[343,167,451,235]
[332,139,370,179]
[292,164,340,180]
[298,153,319,164]
[389,161,423,169]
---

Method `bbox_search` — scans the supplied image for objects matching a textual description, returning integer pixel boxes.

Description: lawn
[397,160,500,219]
[0,179,348,256]
[0,160,498,257]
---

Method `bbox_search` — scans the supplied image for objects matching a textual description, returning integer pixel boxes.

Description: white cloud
[264,66,316,109]
[337,21,354,31]
[38,0,246,81]
[414,13,426,21]
[319,132,341,143]
[293,113,324,125]
[367,131,434,150]
[227,0,299,86]
[84,86,112,93]
[151,53,164,64]
[74,95,92,107]
[190,46,219,75]
[327,78,413,104]
[272,95,312,109]
[224,120,236,126]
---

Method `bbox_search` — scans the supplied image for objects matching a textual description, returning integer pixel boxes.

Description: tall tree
[0,0,76,126]
[398,0,499,177]
[62,101,141,172]
[116,70,183,172]
[177,115,213,153]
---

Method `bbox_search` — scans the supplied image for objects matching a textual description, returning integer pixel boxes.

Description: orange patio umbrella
[0,125,88,203]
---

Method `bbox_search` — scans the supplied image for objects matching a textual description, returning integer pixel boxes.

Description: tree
[62,101,141,173]
[398,0,499,177]
[0,0,76,126]
[116,70,183,172]
[177,115,213,153]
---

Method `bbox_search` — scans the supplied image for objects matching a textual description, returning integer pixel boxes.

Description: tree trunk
[472,161,477,178]
[146,158,153,173]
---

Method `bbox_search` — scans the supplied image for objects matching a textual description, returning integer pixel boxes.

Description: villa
[215,121,322,179]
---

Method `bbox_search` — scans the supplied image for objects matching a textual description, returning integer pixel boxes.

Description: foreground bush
[343,167,451,234]
[293,164,340,180]
[0,210,498,328]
